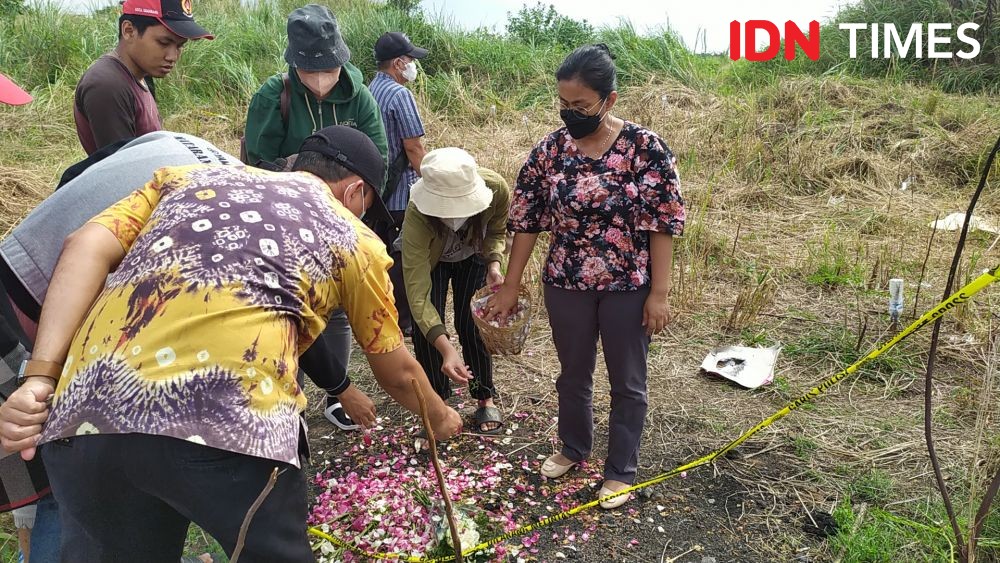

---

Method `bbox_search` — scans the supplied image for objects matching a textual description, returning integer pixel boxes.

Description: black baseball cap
[122,0,214,40]
[298,126,392,225]
[374,32,428,62]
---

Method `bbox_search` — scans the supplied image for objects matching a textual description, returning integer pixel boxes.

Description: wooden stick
[231,466,282,563]
[912,214,938,320]
[410,378,463,562]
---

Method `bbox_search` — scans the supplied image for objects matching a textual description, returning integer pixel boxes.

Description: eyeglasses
[557,97,606,120]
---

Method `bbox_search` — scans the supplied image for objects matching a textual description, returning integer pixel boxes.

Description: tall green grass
[740,0,1000,94]
[1,0,997,127]
[0,0,716,121]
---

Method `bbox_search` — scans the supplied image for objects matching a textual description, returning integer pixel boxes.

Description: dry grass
[2,73,1000,560]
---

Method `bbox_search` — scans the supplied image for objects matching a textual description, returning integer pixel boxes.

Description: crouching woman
[402,148,510,434]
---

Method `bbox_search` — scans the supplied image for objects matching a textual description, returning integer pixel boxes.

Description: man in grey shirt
[2,132,236,311]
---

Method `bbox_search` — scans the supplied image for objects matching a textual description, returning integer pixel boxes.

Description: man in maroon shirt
[74,0,213,155]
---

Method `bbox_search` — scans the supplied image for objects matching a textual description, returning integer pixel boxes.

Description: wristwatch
[17,358,63,385]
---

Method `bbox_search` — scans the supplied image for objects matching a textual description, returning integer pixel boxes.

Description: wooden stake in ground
[410,378,464,562]
[231,466,281,563]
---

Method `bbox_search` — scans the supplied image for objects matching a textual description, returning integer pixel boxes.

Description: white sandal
[540,454,577,478]
[598,485,632,510]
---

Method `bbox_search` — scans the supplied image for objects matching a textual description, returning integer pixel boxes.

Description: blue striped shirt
[369,72,425,211]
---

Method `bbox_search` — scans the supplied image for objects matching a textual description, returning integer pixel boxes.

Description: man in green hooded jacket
[243,4,389,433]
[244,4,388,167]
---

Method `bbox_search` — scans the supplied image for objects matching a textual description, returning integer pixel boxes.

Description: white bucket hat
[410,148,493,218]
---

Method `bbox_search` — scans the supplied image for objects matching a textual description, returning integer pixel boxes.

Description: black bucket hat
[284,4,350,71]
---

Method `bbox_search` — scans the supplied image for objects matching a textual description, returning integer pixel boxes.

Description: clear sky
[36,0,854,54]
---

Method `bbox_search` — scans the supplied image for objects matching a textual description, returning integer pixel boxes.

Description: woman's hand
[484,281,519,322]
[437,338,472,385]
[486,261,505,290]
[642,291,671,336]
[337,384,377,430]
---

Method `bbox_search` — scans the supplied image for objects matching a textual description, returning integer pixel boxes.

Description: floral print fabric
[509,122,685,291]
[39,164,401,467]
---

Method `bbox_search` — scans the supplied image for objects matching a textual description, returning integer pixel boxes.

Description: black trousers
[42,434,315,563]
[412,255,495,401]
[387,210,411,332]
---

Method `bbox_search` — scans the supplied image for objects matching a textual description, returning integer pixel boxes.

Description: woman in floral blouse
[487,44,685,509]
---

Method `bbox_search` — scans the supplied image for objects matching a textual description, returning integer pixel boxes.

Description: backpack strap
[280,73,291,126]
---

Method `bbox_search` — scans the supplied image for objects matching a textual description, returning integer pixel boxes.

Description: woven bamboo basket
[470,284,533,355]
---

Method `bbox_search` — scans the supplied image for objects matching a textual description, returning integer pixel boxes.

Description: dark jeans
[412,255,495,401]
[387,210,411,332]
[28,493,60,563]
[544,285,651,484]
[42,434,314,563]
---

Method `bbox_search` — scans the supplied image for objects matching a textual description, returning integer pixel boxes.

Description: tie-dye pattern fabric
[39,164,401,466]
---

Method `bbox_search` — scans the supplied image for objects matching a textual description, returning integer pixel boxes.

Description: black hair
[118,14,161,40]
[376,59,394,71]
[291,150,357,184]
[555,43,617,98]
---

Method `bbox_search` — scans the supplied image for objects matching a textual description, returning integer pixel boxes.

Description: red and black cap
[122,0,214,40]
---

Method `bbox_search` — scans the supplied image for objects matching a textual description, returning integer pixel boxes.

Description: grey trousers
[298,309,352,395]
[544,285,651,483]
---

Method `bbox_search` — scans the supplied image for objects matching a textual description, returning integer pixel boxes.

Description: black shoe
[324,396,360,431]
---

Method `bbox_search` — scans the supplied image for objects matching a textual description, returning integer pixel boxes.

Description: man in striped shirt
[369,32,429,336]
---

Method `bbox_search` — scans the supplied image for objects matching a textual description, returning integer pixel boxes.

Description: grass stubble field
[2,1,1000,561]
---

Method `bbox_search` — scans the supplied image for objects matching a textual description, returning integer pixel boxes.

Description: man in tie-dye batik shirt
[2,126,460,561]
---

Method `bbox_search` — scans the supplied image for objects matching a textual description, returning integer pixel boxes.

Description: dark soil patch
[303,379,774,562]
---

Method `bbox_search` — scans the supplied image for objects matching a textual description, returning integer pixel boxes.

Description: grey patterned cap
[284,4,351,71]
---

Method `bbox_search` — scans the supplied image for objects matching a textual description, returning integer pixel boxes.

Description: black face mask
[560,99,606,139]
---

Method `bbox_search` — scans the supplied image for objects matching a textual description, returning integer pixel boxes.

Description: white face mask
[401,60,418,83]
[441,217,468,232]
[298,70,339,99]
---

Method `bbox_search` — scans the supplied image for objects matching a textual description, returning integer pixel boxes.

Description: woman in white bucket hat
[402,147,510,435]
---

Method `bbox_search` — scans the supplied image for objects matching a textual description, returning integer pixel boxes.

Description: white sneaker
[324,399,360,431]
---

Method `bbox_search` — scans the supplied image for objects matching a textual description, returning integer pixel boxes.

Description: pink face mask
[298,69,339,99]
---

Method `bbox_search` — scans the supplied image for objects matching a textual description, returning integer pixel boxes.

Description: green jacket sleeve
[479,168,511,264]
[401,205,447,343]
[244,76,286,166]
[356,87,389,165]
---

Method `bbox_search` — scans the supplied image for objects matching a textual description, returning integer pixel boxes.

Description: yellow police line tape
[308,264,1000,562]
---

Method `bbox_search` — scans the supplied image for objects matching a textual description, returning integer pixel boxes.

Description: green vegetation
[1,1,1000,561]
[831,499,955,562]
[2,0,996,125]
[506,2,594,49]
[758,0,1000,95]
[792,435,819,460]
[848,468,895,504]
[831,498,1000,562]
[805,230,866,288]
